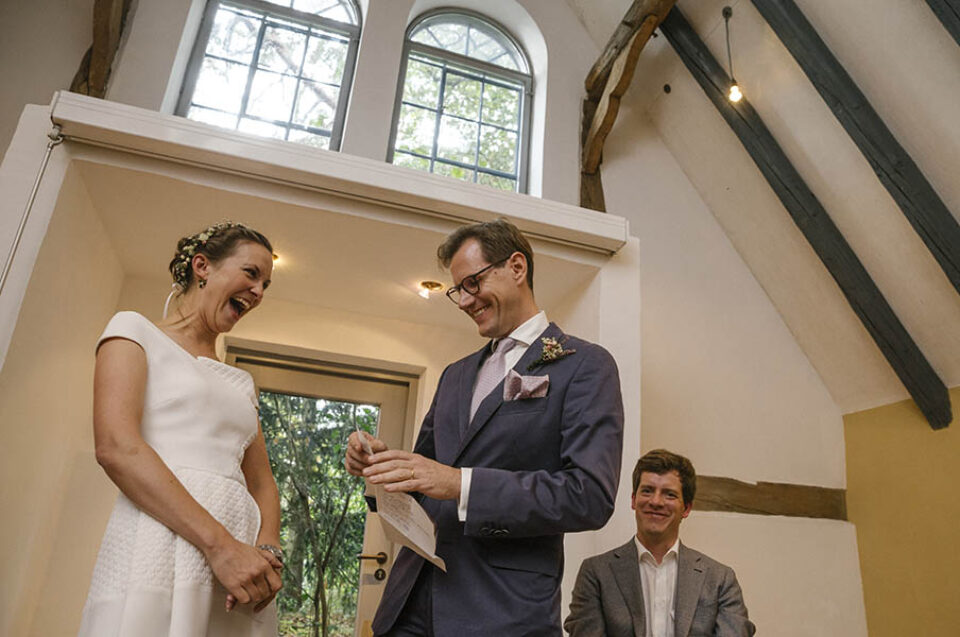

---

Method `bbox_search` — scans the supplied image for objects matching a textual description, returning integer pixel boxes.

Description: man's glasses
[445,258,508,304]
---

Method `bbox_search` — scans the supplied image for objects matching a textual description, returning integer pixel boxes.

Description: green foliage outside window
[259,391,378,637]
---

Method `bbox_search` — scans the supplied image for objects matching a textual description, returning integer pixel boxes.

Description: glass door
[233,354,413,637]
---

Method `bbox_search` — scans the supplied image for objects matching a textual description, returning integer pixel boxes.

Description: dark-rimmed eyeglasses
[445,258,508,304]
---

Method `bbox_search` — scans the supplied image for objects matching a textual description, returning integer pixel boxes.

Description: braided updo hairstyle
[168,222,273,293]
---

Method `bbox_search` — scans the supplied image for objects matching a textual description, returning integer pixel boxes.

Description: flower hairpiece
[527,336,576,371]
[170,221,247,290]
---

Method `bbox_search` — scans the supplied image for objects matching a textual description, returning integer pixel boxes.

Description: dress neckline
[135,312,227,366]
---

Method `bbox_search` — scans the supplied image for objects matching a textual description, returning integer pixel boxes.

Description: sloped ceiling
[564,0,960,414]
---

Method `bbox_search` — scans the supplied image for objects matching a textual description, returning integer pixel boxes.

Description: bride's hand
[205,534,282,609]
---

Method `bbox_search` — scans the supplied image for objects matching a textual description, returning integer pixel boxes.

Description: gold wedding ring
[410,468,415,480]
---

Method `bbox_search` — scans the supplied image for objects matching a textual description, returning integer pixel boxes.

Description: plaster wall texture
[845,386,960,637]
[681,512,868,637]
[0,166,123,636]
[602,106,844,489]
[0,0,95,157]
[597,107,866,635]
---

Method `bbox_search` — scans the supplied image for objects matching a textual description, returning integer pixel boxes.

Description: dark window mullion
[473,77,486,182]
[429,67,448,174]
[237,15,270,126]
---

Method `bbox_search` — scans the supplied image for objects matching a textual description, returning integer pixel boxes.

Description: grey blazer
[564,539,756,637]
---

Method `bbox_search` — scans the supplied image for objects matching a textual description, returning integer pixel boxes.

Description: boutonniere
[528,336,576,371]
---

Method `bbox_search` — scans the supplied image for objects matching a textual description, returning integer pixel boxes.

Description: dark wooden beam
[925,0,960,47]
[695,476,847,520]
[753,0,960,298]
[659,7,952,429]
[585,0,676,101]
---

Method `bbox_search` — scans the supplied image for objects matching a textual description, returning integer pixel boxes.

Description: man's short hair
[632,449,697,506]
[437,219,535,291]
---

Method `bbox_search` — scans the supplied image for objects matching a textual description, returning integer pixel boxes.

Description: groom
[345,219,624,636]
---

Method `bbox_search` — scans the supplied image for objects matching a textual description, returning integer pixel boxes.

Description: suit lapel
[609,539,646,637]
[673,543,705,637]
[454,323,563,460]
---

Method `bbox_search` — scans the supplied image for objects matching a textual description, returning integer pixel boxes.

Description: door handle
[357,551,388,565]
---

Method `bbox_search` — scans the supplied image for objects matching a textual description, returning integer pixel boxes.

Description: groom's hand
[345,431,388,476]
[363,450,461,501]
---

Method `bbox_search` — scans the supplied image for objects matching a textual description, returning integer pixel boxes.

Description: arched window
[177,0,360,151]
[389,12,533,193]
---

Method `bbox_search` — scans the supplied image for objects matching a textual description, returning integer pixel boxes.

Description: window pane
[410,15,527,72]
[293,0,356,23]
[443,73,481,121]
[259,23,308,75]
[193,57,249,113]
[478,125,517,173]
[481,83,520,129]
[206,7,260,65]
[433,161,473,181]
[402,59,441,109]
[434,161,474,182]
[293,80,339,131]
[302,34,347,84]
[187,106,239,129]
[477,172,517,192]
[395,104,436,156]
[288,128,331,148]
[393,152,430,172]
[436,115,478,164]
[238,117,287,139]
[413,23,467,54]
[467,28,518,70]
[247,70,298,122]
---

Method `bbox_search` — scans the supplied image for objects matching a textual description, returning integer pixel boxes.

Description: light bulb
[728,83,742,103]
[419,288,430,299]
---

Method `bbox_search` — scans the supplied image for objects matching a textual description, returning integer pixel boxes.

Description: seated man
[565,449,755,637]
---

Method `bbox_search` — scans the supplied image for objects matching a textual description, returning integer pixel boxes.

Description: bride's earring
[198,278,207,289]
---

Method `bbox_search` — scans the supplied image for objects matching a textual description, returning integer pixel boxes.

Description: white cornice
[49,92,628,254]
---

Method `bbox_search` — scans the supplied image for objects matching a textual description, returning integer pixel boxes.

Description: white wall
[0,164,123,636]
[0,0,94,157]
[598,106,866,634]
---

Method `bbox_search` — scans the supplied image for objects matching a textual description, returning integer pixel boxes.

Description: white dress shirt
[635,536,680,637]
[457,311,549,521]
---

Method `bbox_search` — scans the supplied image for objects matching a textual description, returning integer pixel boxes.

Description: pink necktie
[469,338,517,423]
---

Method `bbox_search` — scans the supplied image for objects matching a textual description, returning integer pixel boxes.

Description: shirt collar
[635,536,680,565]
[493,311,548,349]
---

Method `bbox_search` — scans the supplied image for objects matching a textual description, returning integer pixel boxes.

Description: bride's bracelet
[257,544,284,565]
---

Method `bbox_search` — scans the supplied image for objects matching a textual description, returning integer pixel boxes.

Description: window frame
[387,9,534,194]
[176,0,361,151]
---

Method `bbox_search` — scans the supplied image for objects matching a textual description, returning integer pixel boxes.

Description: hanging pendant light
[722,6,742,103]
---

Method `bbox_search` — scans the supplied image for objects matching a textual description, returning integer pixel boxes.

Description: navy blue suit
[372,323,624,636]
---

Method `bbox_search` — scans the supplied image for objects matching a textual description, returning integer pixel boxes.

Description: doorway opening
[230,345,418,637]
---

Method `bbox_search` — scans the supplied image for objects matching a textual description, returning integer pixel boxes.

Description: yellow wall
[845,386,960,637]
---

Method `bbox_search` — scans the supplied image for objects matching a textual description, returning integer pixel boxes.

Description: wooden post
[660,7,951,429]
[71,0,133,98]
[580,0,675,211]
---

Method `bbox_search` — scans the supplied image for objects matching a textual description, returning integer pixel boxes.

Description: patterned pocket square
[503,369,549,401]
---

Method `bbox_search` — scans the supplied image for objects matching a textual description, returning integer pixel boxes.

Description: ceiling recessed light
[419,280,444,299]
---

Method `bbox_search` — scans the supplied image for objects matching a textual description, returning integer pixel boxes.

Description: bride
[79,222,283,636]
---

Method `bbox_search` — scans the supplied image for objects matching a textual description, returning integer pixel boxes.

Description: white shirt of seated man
[632,468,692,637]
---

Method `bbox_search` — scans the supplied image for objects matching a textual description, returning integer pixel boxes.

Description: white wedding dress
[78,312,278,636]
